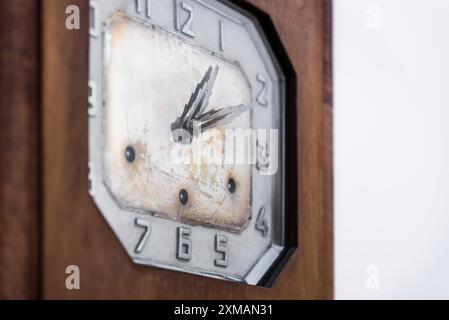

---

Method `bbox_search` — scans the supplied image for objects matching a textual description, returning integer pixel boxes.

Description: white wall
[334,0,449,299]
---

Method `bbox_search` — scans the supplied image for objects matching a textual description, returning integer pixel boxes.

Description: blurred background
[334,0,449,299]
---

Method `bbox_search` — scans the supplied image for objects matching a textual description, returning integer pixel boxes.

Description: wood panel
[0,0,41,299]
[42,0,332,299]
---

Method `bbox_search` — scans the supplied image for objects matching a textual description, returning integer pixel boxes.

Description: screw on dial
[125,146,136,163]
[179,189,189,205]
[227,178,236,194]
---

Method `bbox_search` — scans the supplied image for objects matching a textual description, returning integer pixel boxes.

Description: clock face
[89,0,289,286]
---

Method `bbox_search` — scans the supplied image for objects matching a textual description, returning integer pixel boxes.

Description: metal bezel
[88,0,290,286]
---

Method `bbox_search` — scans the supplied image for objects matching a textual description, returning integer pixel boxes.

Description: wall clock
[88,0,294,286]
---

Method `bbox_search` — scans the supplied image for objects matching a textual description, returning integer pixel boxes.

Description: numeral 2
[256,75,269,107]
[175,1,195,37]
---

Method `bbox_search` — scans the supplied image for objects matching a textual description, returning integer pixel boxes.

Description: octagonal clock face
[88,0,289,286]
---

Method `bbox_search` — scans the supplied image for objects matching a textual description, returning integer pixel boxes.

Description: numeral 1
[136,0,151,18]
[175,1,195,37]
[214,235,228,267]
[135,219,151,254]
[176,227,192,260]
[219,21,224,51]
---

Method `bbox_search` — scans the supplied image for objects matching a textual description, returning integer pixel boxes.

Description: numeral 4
[255,207,269,237]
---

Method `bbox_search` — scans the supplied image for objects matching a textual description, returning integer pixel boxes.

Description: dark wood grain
[0,0,41,299]
[42,0,333,299]
[322,0,334,298]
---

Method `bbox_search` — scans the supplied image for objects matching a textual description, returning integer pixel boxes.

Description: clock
[88,0,294,286]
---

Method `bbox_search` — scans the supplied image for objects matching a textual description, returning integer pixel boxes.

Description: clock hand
[196,104,252,132]
[188,65,219,121]
[171,65,219,143]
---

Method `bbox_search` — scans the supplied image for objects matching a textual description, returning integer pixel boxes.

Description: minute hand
[180,65,219,122]
[171,66,219,143]
[197,104,252,132]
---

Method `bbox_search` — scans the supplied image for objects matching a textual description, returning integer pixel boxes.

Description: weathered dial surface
[88,0,288,285]
[104,13,252,232]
